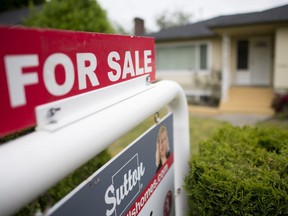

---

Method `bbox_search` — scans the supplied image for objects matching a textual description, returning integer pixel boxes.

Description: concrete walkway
[189,106,273,126]
[211,113,272,126]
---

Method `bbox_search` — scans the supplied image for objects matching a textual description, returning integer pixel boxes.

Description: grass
[107,111,288,158]
[107,109,230,158]
[107,108,168,157]
[188,115,229,155]
[257,117,288,130]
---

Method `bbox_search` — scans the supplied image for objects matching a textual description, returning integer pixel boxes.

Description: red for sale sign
[0,26,156,137]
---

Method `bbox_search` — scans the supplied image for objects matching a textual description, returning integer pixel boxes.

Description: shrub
[272,93,288,119]
[185,125,288,216]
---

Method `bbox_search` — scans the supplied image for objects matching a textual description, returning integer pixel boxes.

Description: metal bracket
[35,75,154,132]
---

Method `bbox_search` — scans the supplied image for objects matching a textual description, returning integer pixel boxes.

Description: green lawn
[108,110,230,158]
[257,117,288,130]
[188,115,229,155]
[107,108,168,157]
[108,111,288,158]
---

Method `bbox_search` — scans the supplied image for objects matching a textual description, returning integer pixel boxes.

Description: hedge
[185,125,288,216]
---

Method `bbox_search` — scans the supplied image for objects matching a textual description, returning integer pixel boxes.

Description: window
[200,44,208,70]
[156,45,196,70]
[237,40,249,70]
[156,43,209,71]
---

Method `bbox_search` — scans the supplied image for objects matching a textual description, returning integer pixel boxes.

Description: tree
[156,10,192,30]
[24,0,114,33]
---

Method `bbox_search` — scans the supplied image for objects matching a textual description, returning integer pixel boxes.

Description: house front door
[236,40,250,85]
[250,37,271,86]
[235,37,271,86]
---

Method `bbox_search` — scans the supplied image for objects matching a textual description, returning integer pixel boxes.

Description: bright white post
[221,34,231,102]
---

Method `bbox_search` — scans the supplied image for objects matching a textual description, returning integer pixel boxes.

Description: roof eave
[154,34,217,42]
[209,19,288,29]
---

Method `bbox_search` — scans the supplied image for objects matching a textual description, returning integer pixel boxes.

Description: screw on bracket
[47,107,61,124]
[146,75,151,85]
[47,107,61,118]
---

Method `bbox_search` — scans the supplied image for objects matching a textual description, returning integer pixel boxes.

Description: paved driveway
[211,113,272,126]
[189,106,272,126]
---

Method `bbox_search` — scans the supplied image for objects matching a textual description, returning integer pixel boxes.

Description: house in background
[149,4,288,114]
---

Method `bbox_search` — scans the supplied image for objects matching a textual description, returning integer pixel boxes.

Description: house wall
[211,37,222,73]
[274,27,288,91]
[155,37,221,92]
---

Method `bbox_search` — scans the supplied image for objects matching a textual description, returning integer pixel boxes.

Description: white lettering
[4,55,39,107]
[128,170,133,191]
[135,51,144,75]
[105,162,145,216]
[157,164,169,182]
[107,50,152,82]
[123,173,129,196]
[107,51,121,82]
[105,185,116,216]
[76,53,99,90]
[43,53,74,96]
[4,50,153,107]
[144,50,152,73]
[122,51,135,79]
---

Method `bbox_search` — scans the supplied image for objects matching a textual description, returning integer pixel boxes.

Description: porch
[219,86,274,114]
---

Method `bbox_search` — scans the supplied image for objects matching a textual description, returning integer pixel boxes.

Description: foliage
[189,71,222,107]
[189,115,230,155]
[0,127,34,145]
[258,118,288,131]
[0,0,44,12]
[108,108,169,157]
[108,109,230,158]
[24,0,114,33]
[185,125,288,215]
[272,93,288,119]
[156,10,192,29]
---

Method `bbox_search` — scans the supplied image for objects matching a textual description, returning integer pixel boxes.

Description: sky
[97,0,288,33]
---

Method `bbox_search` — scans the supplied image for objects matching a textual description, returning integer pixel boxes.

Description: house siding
[211,37,222,74]
[274,27,288,91]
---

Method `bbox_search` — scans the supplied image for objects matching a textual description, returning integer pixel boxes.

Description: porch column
[221,34,231,102]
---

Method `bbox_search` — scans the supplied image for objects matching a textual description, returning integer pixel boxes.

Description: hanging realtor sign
[0,26,155,137]
[47,113,175,216]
